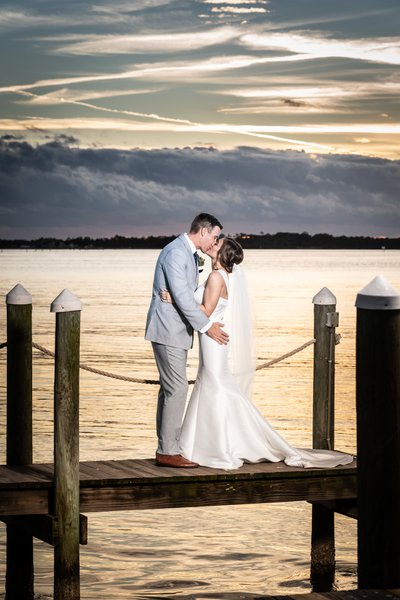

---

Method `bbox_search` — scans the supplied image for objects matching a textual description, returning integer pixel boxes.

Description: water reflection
[0,249,399,598]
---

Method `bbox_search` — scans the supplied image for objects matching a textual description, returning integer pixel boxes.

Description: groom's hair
[189,213,222,233]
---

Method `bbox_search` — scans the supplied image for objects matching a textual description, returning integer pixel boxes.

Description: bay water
[0,248,398,598]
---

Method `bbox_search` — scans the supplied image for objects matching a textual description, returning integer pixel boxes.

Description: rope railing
[32,342,160,385]
[255,338,316,371]
[0,338,322,385]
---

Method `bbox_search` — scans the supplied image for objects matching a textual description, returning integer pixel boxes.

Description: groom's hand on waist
[206,322,229,345]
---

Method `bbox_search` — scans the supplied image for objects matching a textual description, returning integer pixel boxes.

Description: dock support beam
[52,289,82,600]
[5,284,34,600]
[310,287,338,592]
[356,276,400,589]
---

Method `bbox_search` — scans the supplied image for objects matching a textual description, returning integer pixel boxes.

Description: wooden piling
[51,289,82,600]
[5,284,34,600]
[310,287,338,592]
[356,276,400,590]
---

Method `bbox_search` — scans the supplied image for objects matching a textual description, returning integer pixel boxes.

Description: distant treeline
[0,232,399,250]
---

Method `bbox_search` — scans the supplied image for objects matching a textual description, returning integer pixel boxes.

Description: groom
[145,213,229,467]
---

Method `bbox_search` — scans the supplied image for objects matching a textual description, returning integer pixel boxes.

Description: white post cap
[355,275,400,310]
[6,283,32,305]
[312,287,336,305]
[51,289,82,313]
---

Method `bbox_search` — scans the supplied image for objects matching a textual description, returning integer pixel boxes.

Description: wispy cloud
[0,9,67,29]
[0,0,399,165]
[203,1,269,4]
[0,2,180,31]
[0,8,130,30]
[91,0,174,13]
[48,27,239,55]
[15,88,160,105]
[0,116,336,151]
[1,115,398,139]
[219,86,353,99]
[211,7,267,14]
[215,80,400,106]
[249,7,399,32]
[241,32,400,66]
[0,53,315,95]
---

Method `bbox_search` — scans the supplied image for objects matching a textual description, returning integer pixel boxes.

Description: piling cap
[312,287,336,305]
[6,283,32,305]
[51,289,82,313]
[355,275,400,310]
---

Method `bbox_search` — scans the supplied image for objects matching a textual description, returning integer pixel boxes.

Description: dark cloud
[0,138,399,238]
[282,99,308,108]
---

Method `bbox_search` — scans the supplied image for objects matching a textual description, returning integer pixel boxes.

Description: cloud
[251,7,399,31]
[0,7,128,30]
[0,52,315,96]
[48,27,239,55]
[0,9,68,30]
[203,1,269,4]
[211,7,267,14]
[91,0,174,13]
[2,108,400,155]
[2,115,399,136]
[0,2,178,31]
[15,88,160,106]
[216,80,400,102]
[0,138,399,239]
[241,32,400,66]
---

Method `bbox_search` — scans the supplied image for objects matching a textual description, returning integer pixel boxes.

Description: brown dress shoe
[155,453,199,468]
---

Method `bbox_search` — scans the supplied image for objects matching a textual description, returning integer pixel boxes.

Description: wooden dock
[3,279,400,599]
[0,458,357,516]
[159,591,400,599]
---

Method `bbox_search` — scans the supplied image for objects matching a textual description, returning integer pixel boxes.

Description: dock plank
[0,458,357,516]
[185,591,400,599]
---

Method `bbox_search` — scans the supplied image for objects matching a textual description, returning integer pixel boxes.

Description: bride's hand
[160,289,174,303]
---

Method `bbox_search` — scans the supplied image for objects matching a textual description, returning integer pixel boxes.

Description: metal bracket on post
[326,312,339,328]
[326,311,339,452]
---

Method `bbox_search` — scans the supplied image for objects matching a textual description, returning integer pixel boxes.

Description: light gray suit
[145,234,209,454]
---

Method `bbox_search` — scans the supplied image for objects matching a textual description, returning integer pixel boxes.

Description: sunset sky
[0,0,399,238]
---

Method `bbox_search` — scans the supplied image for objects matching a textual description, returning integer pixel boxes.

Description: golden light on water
[0,248,398,597]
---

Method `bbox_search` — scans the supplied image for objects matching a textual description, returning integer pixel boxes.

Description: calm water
[0,248,399,598]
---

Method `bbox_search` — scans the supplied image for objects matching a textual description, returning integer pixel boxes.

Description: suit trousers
[151,342,189,455]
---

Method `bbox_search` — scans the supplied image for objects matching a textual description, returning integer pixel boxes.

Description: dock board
[0,458,356,516]
[159,591,399,599]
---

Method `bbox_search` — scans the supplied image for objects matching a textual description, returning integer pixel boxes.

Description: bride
[161,236,354,470]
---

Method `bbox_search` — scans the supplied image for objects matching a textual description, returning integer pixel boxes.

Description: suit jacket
[145,234,209,349]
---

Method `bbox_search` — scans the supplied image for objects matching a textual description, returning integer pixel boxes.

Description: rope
[31,342,159,385]
[29,339,316,385]
[255,338,316,371]
[0,337,319,384]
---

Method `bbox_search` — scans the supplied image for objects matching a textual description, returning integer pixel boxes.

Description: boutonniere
[197,253,205,273]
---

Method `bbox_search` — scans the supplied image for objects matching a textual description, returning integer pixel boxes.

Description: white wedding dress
[179,269,354,470]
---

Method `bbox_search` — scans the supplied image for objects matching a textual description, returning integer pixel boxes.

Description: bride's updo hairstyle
[218,236,244,273]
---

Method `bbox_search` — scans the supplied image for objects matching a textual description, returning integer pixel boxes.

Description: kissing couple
[145,213,353,470]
